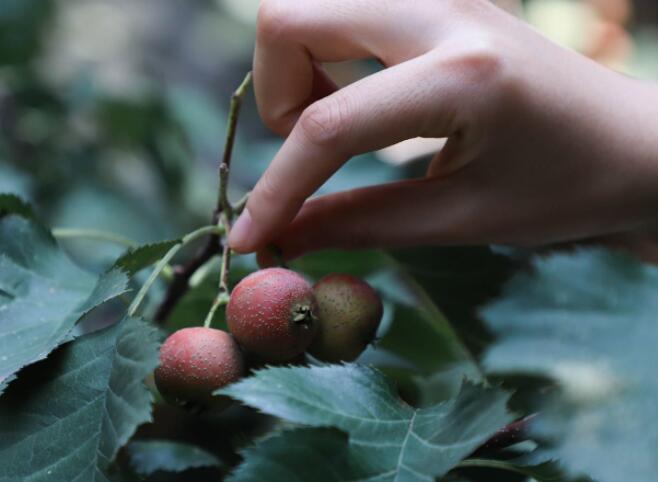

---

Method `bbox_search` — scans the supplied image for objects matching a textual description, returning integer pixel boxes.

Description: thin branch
[152,72,252,325]
[204,72,253,328]
[232,191,250,216]
[217,71,253,216]
[127,225,223,318]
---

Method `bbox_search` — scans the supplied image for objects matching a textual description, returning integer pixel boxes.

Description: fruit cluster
[154,268,383,411]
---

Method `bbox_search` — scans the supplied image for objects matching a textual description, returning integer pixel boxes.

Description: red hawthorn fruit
[309,274,383,362]
[227,268,317,362]
[154,327,244,411]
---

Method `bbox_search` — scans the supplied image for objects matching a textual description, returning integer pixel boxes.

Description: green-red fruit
[154,327,244,411]
[227,268,317,362]
[309,274,383,362]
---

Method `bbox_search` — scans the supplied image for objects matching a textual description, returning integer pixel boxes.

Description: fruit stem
[203,292,230,328]
[127,224,224,318]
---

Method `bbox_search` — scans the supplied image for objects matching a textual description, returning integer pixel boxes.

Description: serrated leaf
[227,428,371,482]
[0,215,129,393]
[221,365,513,481]
[228,430,497,482]
[126,439,221,476]
[483,249,658,482]
[113,240,179,277]
[411,362,482,407]
[0,317,160,482]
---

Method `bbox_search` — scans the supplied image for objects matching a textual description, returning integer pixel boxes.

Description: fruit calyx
[291,303,316,325]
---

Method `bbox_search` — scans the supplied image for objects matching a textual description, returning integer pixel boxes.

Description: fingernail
[229,208,254,251]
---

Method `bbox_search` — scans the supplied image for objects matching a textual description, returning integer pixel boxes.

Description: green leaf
[126,440,222,476]
[390,247,515,357]
[221,365,513,481]
[367,258,486,401]
[483,249,658,482]
[113,240,179,277]
[227,428,371,482]
[375,305,476,376]
[291,249,391,280]
[411,362,483,407]
[0,317,160,481]
[0,215,129,393]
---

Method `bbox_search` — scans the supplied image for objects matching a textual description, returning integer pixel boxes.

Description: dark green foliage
[0,317,160,481]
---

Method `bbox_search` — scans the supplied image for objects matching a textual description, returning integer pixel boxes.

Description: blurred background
[1,0,658,265]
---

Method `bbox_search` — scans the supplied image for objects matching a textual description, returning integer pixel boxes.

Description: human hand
[228,0,658,261]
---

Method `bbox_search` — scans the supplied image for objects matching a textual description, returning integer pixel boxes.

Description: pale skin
[228,0,658,261]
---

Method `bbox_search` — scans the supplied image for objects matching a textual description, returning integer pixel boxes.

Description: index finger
[253,0,443,135]
[229,53,466,253]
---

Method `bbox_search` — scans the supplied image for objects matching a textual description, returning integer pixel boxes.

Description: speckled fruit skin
[309,274,383,363]
[154,327,244,411]
[227,268,318,362]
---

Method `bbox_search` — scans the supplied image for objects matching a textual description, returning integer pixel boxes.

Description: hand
[228,0,658,261]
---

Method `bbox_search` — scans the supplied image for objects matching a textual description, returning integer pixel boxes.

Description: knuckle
[440,36,517,98]
[458,44,504,83]
[257,0,293,41]
[298,97,350,148]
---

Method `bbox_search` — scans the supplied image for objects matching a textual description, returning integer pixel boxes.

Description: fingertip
[228,209,256,253]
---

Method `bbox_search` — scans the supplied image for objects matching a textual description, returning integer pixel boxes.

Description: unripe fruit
[309,274,383,363]
[154,327,244,411]
[227,268,317,362]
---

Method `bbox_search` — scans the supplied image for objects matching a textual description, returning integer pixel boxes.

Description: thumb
[256,177,482,264]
